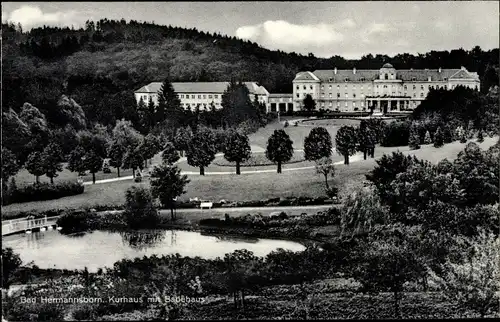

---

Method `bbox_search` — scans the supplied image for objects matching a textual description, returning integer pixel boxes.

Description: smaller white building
[267,93,294,113]
[134,82,269,111]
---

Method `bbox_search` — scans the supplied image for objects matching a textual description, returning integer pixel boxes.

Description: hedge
[7,182,84,204]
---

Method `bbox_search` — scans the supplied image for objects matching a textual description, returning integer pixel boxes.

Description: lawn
[4,135,497,217]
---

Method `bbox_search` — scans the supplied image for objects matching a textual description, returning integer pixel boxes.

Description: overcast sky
[2,1,499,59]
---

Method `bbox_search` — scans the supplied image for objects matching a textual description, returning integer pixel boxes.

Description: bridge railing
[2,215,60,236]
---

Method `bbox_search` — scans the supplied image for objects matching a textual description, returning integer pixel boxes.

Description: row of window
[182,102,221,108]
[296,83,452,92]
[180,94,220,99]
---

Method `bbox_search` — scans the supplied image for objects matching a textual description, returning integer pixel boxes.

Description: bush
[381,120,410,147]
[7,181,84,204]
[56,210,100,234]
[284,121,289,127]
[123,186,160,229]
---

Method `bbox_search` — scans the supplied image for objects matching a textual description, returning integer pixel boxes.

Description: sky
[2,1,499,59]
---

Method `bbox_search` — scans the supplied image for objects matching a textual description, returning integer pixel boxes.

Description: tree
[25,151,46,183]
[423,130,432,144]
[353,228,425,319]
[2,109,32,164]
[340,186,389,237]
[366,152,426,203]
[1,148,20,185]
[108,140,125,177]
[221,80,258,127]
[223,130,251,175]
[122,146,144,178]
[173,127,193,157]
[41,143,63,184]
[123,186,159,229]
[67,145,87,176]
[161,141,180,165]
[186,127,217,175]
[150,164,190,220]
[19,103,51,157]
[335,125,358,164]
[466,120,475,139]
[76,129,109,159]
[138,134,162,168]
[302,94,316,112]
[136,97,148,133]
[433,127,444,148]
[112,118,143,148]
[356,124,375,160]
[157,78,183,126]
[304,127,332,161]
[2,247,22,290]
[84,150,103,184]
[266,129,294,173]
[432,231,500,318]
[314,156,335,193]
[408,124,421,150]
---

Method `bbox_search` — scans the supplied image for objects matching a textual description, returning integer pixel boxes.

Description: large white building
[134,82,269,110]
[293,63,481,113]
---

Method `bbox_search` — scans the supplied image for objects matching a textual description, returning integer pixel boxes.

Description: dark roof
[308,68,479,82]
[135,82,268,95]
[294,71,320,81]
[269,93,293,98]
[382,63,394,68]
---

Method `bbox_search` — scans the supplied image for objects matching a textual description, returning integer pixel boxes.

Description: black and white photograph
[1,1,499,320]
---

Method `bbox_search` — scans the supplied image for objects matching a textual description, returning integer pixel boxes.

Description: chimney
[353,67,356,74]
[334,67,337,74]
[461,66,466,71]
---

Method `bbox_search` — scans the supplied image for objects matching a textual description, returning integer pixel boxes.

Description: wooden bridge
[2,215,61,237]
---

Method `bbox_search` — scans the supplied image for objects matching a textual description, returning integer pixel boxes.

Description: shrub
[56,210,100,234]
[123,186,160,229]
[381,120,410,147]
[284,121,289,127]
[7,181,84,204]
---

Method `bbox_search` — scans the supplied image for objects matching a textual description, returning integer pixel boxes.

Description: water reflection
[3,229,306,272]
[119,230,167,250]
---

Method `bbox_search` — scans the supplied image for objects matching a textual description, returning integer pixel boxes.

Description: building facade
[292,63,480,113]
[267,93,294,113]
[134,82,269,111]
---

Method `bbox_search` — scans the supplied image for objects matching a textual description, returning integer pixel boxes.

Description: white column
[396,100,400,111]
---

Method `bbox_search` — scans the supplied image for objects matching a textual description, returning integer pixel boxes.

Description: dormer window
[344,78,350,82]
[384,74,389,80]
[444,78,448,81]
[329,78,333,82]
[360,77,365,81]
[412,77,417,81]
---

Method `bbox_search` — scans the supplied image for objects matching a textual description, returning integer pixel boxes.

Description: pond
[2,229,306,272]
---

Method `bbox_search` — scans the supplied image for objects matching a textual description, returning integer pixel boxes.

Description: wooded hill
[2,19,499,128]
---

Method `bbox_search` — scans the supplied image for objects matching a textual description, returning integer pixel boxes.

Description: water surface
[2,229,305,272]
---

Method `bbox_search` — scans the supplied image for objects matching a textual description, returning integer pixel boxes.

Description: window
[329,102,333,107]
[321,102,325,107]
[404,85,407,90]
[361,101,364,107]
[198,95,201,99]
[208,95,212,99]
[444,85,447,90]
[329,93,332,97]
[420,85,424,90]
[385,74,389,80]
[444,78,448,81]
[329,85,332,89]
[337,85,340,90]
[413,93,416,97]
[412,77,417,81]
[345,78,350,82]
[303,85,306,90]
[353,93,356,98]
[180,94,184,98]
[420,93,424,98]
[203,95,206,99]
[353,102,356,108]
[360,77,365,81]
[296,94,300,98]
[376,85,379,89]
[310,85,313,90]
[413,85,416,90]
[383,85,387,89]
[321,85,324,90]
[329,78,333,82]
[321,93,325,97]
[345,102,348,107]
[345,93,348,98]
[337,93,340,98]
